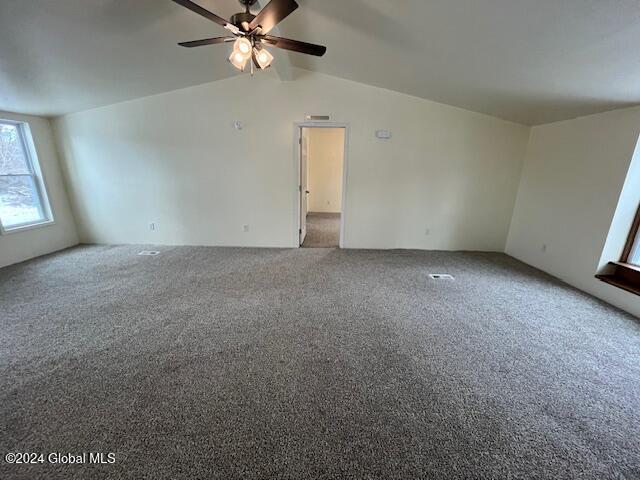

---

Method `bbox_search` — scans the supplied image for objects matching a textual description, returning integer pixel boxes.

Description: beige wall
[507,106,640,317]
[307,128,344,214]
[54,69,530,251]
[3,67,636,316]
[0,111,78,268]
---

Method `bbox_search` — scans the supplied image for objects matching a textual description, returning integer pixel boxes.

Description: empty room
[1,1,639,478]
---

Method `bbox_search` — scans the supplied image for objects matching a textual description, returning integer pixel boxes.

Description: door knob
[305,190,310,194]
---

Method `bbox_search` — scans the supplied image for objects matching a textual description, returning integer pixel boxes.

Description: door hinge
[298,185,302,192]
[299,137,302,145]
[299,229,302,234]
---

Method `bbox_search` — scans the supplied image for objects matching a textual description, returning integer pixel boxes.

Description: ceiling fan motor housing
[230,12,257,32]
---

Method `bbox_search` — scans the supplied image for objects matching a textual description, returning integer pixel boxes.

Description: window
[0,120,53,232]
[596,203,640,296]
[622,205,640,266]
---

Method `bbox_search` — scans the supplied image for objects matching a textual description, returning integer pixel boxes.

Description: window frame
[596,201,640,296]
[0,119,54,234]
[621,203,640,264]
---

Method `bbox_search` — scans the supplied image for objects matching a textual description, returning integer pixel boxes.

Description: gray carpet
[302,212,340,248]
[1,245,639,479]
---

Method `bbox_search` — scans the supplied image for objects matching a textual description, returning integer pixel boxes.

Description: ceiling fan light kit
[173,0,326,73]
[229,49,249,71]
[254,46,274,69]
[234,37,253,58]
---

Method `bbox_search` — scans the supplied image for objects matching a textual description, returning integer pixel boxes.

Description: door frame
[293,121,350,248]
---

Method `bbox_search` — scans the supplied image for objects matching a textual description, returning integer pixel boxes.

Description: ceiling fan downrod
[238,0,259,13]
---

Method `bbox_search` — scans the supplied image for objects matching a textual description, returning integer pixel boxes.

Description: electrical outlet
[541,244,547,253]
[243,224,250,232]
[149,223,156,231]
[425,228,431,236]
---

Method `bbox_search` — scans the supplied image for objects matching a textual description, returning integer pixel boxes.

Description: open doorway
[296,124,348,248]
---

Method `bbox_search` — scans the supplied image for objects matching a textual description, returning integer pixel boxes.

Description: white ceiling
[2,0,640,125]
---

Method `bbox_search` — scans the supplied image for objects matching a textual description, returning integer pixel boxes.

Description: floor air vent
[138,251,160,256]
[429,274,455,280]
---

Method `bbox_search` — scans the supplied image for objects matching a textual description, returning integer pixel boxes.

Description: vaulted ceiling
[2,0,640,125]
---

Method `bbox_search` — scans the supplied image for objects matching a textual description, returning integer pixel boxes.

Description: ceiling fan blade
[178,37,233,48]
[262,35,326,56]
[249,0,298,34]
[172,0,239,33]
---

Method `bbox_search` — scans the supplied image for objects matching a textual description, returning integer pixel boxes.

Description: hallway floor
[302,212,340,248]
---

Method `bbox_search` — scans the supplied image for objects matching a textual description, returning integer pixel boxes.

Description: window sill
[596,262,640,297]
[0,219,55,235]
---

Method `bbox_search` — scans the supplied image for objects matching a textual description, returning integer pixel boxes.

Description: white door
[299,129,309,245]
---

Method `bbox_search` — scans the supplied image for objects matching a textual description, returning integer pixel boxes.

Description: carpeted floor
[1,245,639,479]
[302,212,340,248]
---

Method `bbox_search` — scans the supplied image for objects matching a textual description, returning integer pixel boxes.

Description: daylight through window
[623,205,640,266]
[0,120,52,231]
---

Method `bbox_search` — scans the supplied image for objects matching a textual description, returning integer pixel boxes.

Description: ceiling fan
[172,0,326,73]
